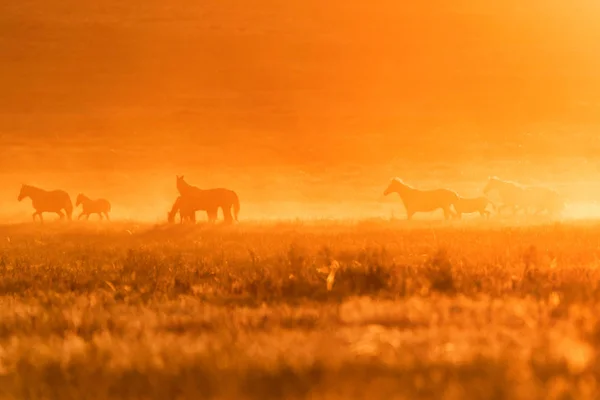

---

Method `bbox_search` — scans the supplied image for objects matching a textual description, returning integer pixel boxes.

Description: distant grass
[0,220,600,399]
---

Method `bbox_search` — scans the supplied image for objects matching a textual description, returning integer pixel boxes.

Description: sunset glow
[4,2,600,398]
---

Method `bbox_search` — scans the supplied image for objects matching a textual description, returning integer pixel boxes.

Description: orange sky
[2,0,600,169]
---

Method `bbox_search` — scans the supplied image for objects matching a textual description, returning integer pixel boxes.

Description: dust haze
[7,3,600,399]
[2,1,600,222]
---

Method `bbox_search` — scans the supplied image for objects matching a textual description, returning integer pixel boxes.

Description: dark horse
[18,184,73,223]
[174,175,240,224]
[167,195,200,224]
[383,178,458,220]
[75,193,111,221]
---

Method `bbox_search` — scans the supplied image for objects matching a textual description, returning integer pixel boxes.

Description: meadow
[0,219,598,399]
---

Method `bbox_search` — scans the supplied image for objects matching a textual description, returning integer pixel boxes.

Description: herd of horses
[383,176,565,220]
[15,175,564,224]
[16,176,240,224]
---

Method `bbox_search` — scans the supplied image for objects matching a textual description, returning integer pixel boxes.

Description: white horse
[483,177,528,216]
[483,176,563,217]
[522,186,564,216]
[383,178,458,220]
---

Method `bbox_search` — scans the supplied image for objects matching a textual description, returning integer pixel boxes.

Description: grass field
[0,220,599,399]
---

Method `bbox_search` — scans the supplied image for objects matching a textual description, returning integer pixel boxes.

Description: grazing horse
[17,184,73,223]
[175,175,240,224]
[453,196,495,219]
[75,194,111,221]
[167,195,201,224]
[383,178,458,220]
[483,177,527,216]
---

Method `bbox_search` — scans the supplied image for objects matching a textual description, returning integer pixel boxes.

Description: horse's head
[483,176,498,194]
[75,193,84,207]
[17,184,29,201]
[176,175,186,192]
[383,178,404,196]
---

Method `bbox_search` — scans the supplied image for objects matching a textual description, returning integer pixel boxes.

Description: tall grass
[0,220,599,399]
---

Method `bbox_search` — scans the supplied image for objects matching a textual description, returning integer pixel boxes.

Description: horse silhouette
[483,176,563,216]
[75,194,111,221]
[167,195,206,224]
[17,184,73,223]
[383,178,458,220]
[453,195,495,219]
[483,177,528,215]
[175,175,240,224]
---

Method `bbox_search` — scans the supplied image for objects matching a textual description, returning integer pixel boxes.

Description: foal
[453,196,495,219]
[75,194,111,221]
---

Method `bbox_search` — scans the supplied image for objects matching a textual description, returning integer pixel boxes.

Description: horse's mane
[22,184,48,193]
[391,177,410,186]
[177,176,201,192]
[488,176,524,188]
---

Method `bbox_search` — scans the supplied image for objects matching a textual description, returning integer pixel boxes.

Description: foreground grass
[0,220,599,399]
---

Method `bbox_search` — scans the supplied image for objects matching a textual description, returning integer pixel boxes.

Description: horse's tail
[231,191,240,222]
[64,194,73,220]
[449,191,459,217]
[106,201,112,213]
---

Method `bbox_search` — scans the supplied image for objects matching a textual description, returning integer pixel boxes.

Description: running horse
[483,176,563,217]
[522,186,565,217]
[75,193,112,221]
[482,177,526,216]
[173,175,240,224]
[453,195,496,219]
[383,178,458,220]
[17,184,73,223]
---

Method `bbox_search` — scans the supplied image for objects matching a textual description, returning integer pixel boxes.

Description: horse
[17,184,73,223]
[175,175,240,224]
[167,195,201,224]
[75,194,111,221]
[383,177,458,220]
[522,186,564,217]
[482,177,528,216]
[483,176,563,217]
[453,196,495,219]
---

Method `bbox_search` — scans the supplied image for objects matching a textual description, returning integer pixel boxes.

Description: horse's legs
[56,211,65,220]
[38,212,44,224]
[86,214,90,220]
[442,207,451,220]
[77,212,86,220]
[32,211,38,223]
[222,206,234,225]
[104,212,110,221]
[98,212,104,220]
[207,209,218,223]
[406,210,414,221]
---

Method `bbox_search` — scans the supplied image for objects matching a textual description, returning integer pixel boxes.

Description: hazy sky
[2,1,600,168]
